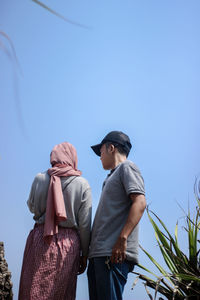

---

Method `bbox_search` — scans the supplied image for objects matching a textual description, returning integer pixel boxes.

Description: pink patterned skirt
[18,224,80,300]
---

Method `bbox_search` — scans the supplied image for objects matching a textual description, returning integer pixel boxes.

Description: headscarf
[44,142,81,244]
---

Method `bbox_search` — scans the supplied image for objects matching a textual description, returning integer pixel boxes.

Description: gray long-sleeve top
[27,171,92,257]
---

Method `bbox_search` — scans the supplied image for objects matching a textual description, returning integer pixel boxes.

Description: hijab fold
[44,142,81,244]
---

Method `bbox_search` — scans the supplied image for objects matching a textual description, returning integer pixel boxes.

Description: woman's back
[18,142,92,300]
[28,172,92,256]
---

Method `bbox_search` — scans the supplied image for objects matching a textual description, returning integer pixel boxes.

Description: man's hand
[111,194,146,264]
[77,256,87,275]
[111,236,127,264]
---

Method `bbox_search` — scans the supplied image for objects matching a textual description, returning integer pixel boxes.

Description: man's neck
[110,155,126,170]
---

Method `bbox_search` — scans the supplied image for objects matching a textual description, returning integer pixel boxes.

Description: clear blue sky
[0,1,200,299]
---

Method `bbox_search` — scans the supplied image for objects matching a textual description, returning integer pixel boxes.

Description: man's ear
[109,144,115,154]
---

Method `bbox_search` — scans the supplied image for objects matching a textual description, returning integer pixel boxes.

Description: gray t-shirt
[88,160,145,263]
[27,172,92,256]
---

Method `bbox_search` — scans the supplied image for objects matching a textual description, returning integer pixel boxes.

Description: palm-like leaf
[132,183,200,299]
[31,0,90,29]
[0,32,27,137]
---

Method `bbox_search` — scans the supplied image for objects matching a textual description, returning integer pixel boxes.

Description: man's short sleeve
[120,161,145,196]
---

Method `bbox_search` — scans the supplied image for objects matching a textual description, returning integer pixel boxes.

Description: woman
[18,142,92,300]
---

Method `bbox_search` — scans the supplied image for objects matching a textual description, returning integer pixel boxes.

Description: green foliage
[133,180,200,300]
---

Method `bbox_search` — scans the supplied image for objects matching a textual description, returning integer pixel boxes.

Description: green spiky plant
[132,179,200,300]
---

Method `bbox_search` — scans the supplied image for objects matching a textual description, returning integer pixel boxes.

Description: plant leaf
[31,0,90,29]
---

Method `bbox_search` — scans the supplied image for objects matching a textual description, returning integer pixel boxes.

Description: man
[87,131,146,300]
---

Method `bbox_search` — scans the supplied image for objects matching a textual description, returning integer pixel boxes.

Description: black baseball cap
[91,131,132,156]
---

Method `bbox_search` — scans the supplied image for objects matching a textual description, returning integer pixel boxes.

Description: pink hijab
[44,142,81,244]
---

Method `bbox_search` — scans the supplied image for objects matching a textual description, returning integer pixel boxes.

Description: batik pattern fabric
[18,224,80,300]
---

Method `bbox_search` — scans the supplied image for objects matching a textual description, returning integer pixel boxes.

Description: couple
[18,131,146,300]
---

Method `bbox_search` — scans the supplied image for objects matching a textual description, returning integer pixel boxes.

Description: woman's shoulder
[34,171,50,183]
[72,176,91,189]
[60,175,90,190]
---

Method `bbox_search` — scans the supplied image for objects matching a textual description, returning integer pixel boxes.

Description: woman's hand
[77,255,87,275]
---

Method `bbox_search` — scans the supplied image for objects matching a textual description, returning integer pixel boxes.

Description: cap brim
[91,143,102,156]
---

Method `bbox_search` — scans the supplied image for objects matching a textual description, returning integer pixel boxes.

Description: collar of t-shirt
[102,166,118,189]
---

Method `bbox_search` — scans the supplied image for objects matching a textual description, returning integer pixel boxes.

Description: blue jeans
[87,257,135,300]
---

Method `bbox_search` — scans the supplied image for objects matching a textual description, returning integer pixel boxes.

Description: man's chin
[102,165,111,171]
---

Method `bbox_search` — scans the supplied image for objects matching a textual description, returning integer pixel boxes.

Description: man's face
[100,143,113,170]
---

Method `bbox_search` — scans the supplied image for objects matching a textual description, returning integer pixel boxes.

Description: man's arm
[110,193,146,264]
